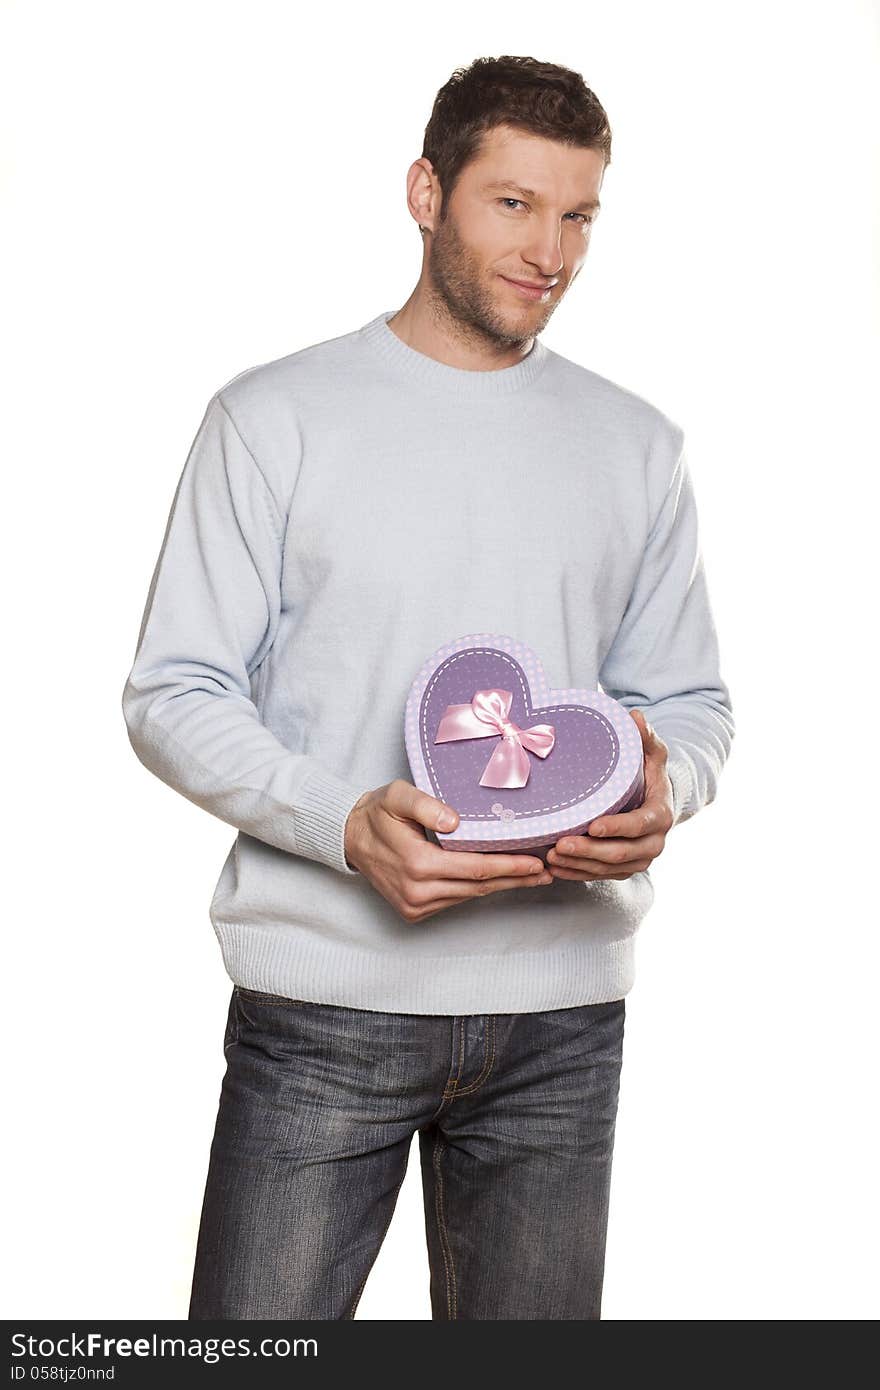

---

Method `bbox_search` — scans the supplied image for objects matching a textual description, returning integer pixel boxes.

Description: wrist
[344,792,370,872]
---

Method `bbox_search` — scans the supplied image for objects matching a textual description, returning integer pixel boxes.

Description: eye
[498,198,593,225]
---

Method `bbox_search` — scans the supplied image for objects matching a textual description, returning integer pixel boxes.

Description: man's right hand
[344,779,553,923]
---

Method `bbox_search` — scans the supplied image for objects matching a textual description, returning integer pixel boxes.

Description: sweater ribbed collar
[361,308,550,398]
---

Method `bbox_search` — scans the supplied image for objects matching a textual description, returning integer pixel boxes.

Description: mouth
[500,275,557,301]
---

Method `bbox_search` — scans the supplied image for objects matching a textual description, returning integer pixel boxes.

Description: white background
[3,0,878,1320]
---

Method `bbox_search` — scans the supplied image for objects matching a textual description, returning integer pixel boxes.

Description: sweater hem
[210,920,637,1015]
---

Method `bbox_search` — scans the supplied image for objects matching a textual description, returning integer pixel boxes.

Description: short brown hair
[422,55,612,220]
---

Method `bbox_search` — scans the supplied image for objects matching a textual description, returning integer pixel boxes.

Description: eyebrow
[481,180,601,212]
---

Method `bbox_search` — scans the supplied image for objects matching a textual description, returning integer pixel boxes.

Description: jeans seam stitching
[432,1133,457,1319]
[449,1015,496,1096]
[440,1016,466,1100]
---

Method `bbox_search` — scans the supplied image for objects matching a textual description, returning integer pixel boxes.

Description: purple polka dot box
[405,634,646,858]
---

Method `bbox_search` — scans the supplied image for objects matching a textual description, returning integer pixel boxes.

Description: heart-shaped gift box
[404,634,645,858]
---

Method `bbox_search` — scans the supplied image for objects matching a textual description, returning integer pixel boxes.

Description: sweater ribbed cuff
[293,769,371,876]
[666,755,693,827]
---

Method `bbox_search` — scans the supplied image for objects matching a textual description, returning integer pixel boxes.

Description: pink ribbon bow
[433,688,556,789]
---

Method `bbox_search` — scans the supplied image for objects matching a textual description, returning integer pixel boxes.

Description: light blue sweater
[121,309,735,1014]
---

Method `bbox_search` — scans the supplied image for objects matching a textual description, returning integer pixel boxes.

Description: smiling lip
[501,275,556,299]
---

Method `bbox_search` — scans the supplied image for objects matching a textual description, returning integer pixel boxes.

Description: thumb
[631,708,655,742]
[390,780,459,833]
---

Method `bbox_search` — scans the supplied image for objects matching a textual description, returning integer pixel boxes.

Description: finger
[548,864,642,882]
[550,852,653,871]
[547,851,608,873]
[550,834,640,861]
[546,863,602,880]
[432,848,549,880]
[549,835,660,869]
[584,802,666,840]
[429,870,555,906]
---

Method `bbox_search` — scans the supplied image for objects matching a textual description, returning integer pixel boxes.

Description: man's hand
[344,779,553,923]
[546,710,675,881]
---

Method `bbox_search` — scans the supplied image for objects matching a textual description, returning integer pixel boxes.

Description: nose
[521,222,565,278]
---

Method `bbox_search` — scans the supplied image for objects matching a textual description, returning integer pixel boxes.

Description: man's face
[423,123,605,347]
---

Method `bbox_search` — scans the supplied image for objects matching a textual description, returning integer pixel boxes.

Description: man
[122,54,734,1320]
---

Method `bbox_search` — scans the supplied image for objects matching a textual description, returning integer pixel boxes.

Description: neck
[360,309,549,398]
[388,286,537,373]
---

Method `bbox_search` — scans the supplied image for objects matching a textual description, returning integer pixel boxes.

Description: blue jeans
[188,986,626,1320]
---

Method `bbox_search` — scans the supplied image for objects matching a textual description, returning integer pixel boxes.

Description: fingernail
[438,811,456,830]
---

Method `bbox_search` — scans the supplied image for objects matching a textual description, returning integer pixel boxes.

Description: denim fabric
[188,985,626,1320]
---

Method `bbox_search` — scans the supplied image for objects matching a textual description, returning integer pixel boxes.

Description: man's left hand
[546,710,675,881]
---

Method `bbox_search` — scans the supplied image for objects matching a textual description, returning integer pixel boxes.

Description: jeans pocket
[223,989,240,1054]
